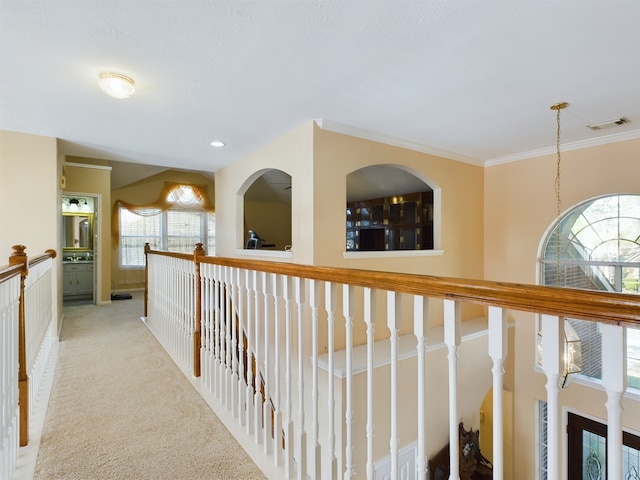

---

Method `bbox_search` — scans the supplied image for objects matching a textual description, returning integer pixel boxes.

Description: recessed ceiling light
[210,141,225,147]
[98,72,135,99]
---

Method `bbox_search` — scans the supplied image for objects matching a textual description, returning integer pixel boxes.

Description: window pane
[541,194,640,387]
[167,210,202,253]
[120,208,160,266]
[207,213,216,255]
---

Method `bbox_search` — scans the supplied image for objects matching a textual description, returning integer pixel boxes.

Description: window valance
[112,182,214,247]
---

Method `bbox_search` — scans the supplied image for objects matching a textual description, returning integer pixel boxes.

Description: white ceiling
[2,1,640,185]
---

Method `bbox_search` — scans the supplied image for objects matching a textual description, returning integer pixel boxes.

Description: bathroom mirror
[62,213,93,249]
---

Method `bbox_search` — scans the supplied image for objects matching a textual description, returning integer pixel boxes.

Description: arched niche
[346,164,441,251]
[239,169,292,250]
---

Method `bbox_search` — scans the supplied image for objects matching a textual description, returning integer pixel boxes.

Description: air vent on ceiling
[587,117,629,130]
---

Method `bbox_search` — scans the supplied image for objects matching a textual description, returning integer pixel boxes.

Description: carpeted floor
[34,294,266,480]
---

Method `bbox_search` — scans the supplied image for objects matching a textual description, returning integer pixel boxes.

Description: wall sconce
[62,197,91,213]
[537,319,583,388]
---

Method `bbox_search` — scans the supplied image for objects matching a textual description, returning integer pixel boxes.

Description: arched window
[115,183,215,266]
[540,194,640,387]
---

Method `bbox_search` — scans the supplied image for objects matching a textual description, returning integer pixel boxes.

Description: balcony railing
[0,246,57,480]
[143,244,640,480]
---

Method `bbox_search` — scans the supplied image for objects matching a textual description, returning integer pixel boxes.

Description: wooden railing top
[0,263,23,284]
[1,246,57,284]
[145,247,640,328]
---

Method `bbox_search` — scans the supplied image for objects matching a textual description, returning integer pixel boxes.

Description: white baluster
[602,323,627,480]
[263,272,272,454]
[218,264,226,400]
[254,271,263,445]
[387,291,400,480]
[245,269,255,436]
[213,264,221,399]
[325,281,338,479]
[309,279,322,479]
[225,266,233,410]
[488,306,507,480]
[237,269,247,427]
[284,276,295,478]
[296,277,307,480]
[230,267,239,419]
[540,314,562,480]
[273,273,284,465]
[444,299,461,480]
[413,295,428,480]
[365,288,377,480]
[202,267,211,391]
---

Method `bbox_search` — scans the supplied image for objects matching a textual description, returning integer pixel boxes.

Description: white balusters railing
[142,249,640,480]
[1,247,57,480]
[0,270,20,480]
[145,253,197,374]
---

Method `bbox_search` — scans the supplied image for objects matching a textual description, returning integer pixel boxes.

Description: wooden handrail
[0,263,23,283]
[144,247,640,328]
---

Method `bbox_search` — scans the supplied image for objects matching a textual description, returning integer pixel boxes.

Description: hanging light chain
[551,101,568,286]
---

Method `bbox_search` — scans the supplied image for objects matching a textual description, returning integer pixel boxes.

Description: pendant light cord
[551,102,568,286]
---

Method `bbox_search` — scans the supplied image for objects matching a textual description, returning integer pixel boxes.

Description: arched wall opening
[346,164,441,252]
[238,168,292,251]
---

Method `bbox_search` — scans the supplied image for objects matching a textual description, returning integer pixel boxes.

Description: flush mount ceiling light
[98,72,136,99]
[210,141,225,147]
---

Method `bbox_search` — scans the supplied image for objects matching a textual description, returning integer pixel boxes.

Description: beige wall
[485,137,640,478]
[0,131,59,258]
[0,131,61,326]
[110,169,215,290]
[215,121,315,262]
[312,124,485,281]
[64,160,112,304]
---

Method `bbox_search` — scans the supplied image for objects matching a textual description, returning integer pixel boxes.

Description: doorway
[567,412,640,479]
[62,193,99,305]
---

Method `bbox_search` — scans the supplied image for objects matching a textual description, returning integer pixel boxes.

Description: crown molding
[315,119,484,166]
[485,128,640,167]
[64,161,112,171]
[315,119,640,169]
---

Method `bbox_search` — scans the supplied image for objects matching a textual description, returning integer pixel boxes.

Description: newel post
[144,243,150,318]
[193,243,205,377]
[10,245,29,446]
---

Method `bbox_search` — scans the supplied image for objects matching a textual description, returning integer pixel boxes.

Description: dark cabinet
[346,191,433,251]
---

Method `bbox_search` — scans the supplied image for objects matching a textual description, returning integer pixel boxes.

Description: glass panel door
[568,412,640,479]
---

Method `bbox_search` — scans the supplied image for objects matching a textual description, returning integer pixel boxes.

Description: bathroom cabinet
[63,262,94,299]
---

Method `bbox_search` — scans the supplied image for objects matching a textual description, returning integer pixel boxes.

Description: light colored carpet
[34,294,266,480]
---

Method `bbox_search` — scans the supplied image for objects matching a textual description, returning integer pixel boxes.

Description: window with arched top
[540,194,640,387]
[115,183,215,266]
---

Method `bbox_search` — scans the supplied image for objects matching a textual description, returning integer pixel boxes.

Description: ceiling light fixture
[210,141,225,147]
[98,72,136,99]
